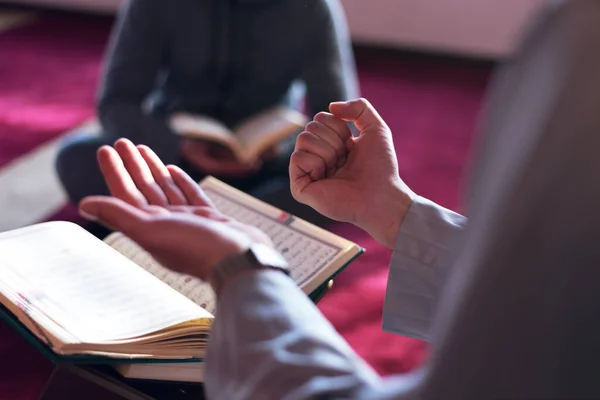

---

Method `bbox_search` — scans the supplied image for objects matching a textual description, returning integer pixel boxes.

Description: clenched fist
[290,98,415,248]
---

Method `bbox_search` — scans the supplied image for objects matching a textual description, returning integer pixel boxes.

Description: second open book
[170,107,308,164]
[0,177,363,364]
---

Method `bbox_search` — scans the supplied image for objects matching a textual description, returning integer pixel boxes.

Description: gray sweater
[97,0,359,164]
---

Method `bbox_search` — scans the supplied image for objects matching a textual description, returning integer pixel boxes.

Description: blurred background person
[55,0,358,229]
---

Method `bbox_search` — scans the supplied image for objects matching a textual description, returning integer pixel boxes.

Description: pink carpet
[0,11,491,399]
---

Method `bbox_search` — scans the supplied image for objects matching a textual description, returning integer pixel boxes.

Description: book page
[169,113,238,151]
[200,180,347,289]
[0,222,211,344]
[234,107,307,159]
[104,234,217,315]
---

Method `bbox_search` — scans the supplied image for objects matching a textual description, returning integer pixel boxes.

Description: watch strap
[210,243,289,297]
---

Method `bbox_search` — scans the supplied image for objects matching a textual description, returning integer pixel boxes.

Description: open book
[0,177,363,379]
[170,107,308,164]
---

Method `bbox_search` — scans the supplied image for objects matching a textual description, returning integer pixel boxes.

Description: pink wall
[341,0,547,59]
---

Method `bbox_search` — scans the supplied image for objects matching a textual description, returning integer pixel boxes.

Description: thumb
[329,98,386,132]
[79,196,150,236]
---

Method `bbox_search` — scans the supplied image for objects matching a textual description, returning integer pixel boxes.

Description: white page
[236,107,307,150]
[104,234,217,315]
[106,184,344,301]
[203,189,342,288]
[170,114,233,143]
[0,222,211,344]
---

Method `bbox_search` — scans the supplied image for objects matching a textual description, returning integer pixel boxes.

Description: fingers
[137,145,188,205]
[294,111,354,176]
[191,207,228,221]
[260,144,280,161]
[290,149,327,182]
[114,139,169,205]
[295,131,337,177]
[79,196,150,237]
[142,205,173,217]
[99,138,218,210]
[161,204,227,221]
[311,113,355,167]
[182,140,261,176]
[97,145,148,207]
[313,112,355,153]
[167,165,215,207]
[329,98,386,133]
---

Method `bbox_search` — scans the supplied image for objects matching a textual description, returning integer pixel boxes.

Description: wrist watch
[210,243,290,297]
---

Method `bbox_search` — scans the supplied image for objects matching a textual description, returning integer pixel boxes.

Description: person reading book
[54,0,359,229]
[78,2,600,397]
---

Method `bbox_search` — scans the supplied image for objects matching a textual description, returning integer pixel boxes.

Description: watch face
[251,243,289,269]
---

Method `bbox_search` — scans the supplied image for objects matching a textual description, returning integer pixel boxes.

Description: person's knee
[56,137,94,183]
[55,135,108,203]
